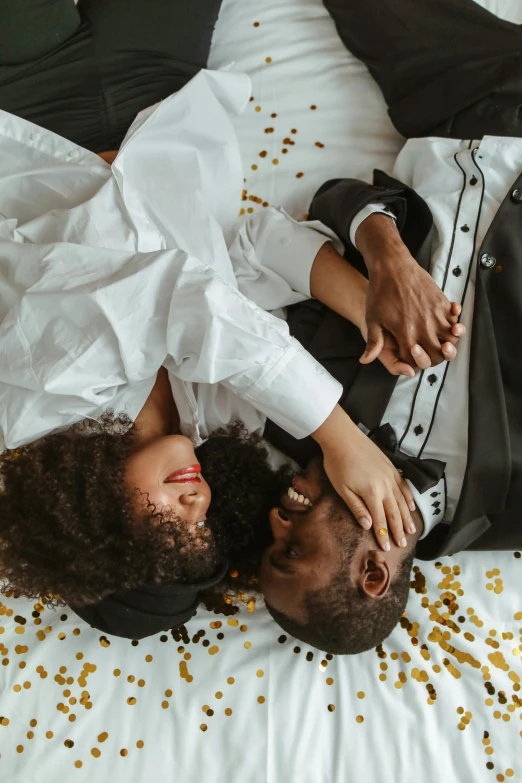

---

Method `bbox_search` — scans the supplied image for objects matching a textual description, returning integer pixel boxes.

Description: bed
[1,1,522,781]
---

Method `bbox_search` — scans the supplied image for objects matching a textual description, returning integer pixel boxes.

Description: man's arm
[355,213,466,368]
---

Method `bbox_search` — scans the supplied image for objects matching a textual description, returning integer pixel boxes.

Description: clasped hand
[356,213,466,376]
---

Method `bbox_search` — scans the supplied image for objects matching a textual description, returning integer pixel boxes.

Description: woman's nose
[268,507,292,538]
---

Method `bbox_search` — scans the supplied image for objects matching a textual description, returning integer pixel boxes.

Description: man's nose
[268,507,292,538]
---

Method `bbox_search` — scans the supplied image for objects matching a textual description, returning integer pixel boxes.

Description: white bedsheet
[1,1,522,781]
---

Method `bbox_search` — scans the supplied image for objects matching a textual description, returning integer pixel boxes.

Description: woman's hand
[356,213,466,370]
[312,405,416,549]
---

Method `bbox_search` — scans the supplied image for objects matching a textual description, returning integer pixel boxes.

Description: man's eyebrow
[268,551,296,575]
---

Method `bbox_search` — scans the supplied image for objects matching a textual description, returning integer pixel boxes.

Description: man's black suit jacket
[265,173,522,558]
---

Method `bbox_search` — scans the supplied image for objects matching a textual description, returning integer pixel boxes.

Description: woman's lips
[165,463,202,484]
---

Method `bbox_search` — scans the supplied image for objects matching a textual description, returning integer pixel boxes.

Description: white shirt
[353,136,522,537]
[0,69,344,451]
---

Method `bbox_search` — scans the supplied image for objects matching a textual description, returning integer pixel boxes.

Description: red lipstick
[165,463,202,484]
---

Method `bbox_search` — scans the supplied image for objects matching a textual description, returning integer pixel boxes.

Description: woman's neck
[134,368,181,446]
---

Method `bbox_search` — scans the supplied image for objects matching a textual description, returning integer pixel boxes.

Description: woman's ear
[359,550,392,600]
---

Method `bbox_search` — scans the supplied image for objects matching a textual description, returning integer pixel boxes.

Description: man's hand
[355,213,466,370]
[312,405,416,550]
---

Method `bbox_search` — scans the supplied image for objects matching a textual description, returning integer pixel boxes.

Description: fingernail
[412,345,422,356]
[361,350,368,358]
[401,371,411,377]
[360,517,372,530]
[384,542,391,552]
[409,501,416,511]
[399,537,407,548]
[408,524,417,534]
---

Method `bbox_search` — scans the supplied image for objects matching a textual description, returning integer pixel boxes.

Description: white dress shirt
[352,136,522,537]
[0,69,344,452]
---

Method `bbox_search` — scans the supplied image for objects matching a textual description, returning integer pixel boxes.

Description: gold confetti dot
[227,619,239,627]
[224,708,233,716]
[253,21,259,27]
[145,655,153,663]
[227,677,235,685]
[120,749,128,757]
[200,724,207,732]
[240,625,248,632]
[326,678,334,686]
[264,128,274,134]
[327,704,335,712]
[27,731,34,740]
[13,685,21,692]
[137,740,144,749]
[256,670,264,678]
[296,172,304,178]
[506,771,514,778]
[357,691,365,699]
[127,675,135,683]
[113,669,121,677]
[74,761,82,768]
[46,731,53,739]
[127,697,136,706]
[356,715,364,723]
[244,641,252,649]
[251,165,258,171]
[265,57,272,63]
[91,748,101,758]
[272,159,279,165]
[379,528,388,536]
[161,701,169,710]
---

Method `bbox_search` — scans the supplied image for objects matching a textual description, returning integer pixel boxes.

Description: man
[260,0,522,655]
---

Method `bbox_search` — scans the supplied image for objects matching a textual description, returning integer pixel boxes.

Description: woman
[0,0,447,635]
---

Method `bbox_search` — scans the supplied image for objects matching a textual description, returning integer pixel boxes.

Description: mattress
[1,1,522,781]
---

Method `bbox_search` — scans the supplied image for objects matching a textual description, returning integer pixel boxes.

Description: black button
[452,266,462,277]
[470,176,478,186]
[428,374,437,386]
[460,225,470,233]
[432,501,441,508]
[414,425,424,436]
[433,508,442,516]
[511,188,522,203]
[480,253,496,269]
[430,492,440,497]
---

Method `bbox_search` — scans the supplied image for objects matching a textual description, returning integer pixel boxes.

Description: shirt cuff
[349,203,397,250]
[244,338,343,439]
[250,207,345,298]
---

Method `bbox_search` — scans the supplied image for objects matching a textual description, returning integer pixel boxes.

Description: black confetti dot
[460,225,470,233]
[470,176,478,186]
[278,635,287,644]
[414,425,424,436]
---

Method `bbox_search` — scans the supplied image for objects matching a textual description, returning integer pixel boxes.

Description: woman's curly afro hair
[0,414,285,607]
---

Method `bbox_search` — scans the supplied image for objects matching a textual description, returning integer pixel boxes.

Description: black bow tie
[369,423,446,494]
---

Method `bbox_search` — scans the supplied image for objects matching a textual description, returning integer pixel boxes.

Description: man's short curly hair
[266,538,414,655]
